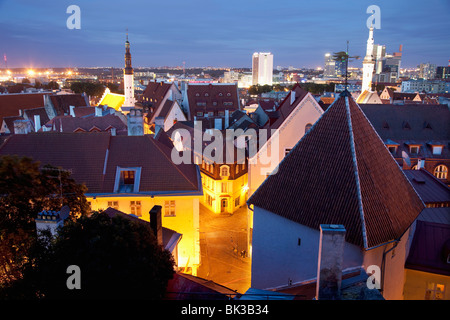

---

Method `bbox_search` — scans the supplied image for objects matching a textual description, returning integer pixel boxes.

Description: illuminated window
[221,182,227,193]
[432,146,443,155]
[164,200,176,217]
[130,201,141,217]
[425,282,445,300]
[196,111,203,117]
[235,165,239,174]
[107,201,119,210]
[208,111,214,117]
[220,165,230,177]
[434,165,448,179]
[114,167,141,193]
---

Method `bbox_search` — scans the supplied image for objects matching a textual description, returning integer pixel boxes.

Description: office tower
[252,52,273,86]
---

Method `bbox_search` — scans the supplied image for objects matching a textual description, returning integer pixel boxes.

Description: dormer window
[114,167,141,193]
[410,146,419,155]
[220,165,230,177]
[433,146,443,155]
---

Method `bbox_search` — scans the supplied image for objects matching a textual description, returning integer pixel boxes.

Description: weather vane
[332,41,360,92]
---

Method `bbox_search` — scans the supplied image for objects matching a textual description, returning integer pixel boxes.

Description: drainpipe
[380,240,400,294]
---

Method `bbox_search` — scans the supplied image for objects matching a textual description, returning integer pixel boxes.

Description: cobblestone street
[197,203,251,295]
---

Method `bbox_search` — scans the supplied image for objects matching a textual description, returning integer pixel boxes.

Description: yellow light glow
[7,70,11,75]
[27,69,35,76]
[67,71,73,76]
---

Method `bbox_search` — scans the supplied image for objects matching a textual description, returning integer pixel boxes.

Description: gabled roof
[49,94,88,115]
[42,114,127,134]
[186,83,240,120]
[0,92,46,124]
[248,91,425,249]
[142,81,173,109]
[99,92,125,111]
[0,132,200,195]
[263,83,310,131]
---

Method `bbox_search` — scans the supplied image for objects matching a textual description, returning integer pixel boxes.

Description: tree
[45,81,60,90]
[0,155,89,289]
[70,82,105,98]
[4,212,175,300]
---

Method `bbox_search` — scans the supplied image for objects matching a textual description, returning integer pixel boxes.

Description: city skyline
[0,0,449,69]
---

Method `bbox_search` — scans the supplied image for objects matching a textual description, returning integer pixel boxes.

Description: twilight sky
[0,0,449,69]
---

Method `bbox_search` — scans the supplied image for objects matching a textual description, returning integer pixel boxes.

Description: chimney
[316,224,346,300]
[13,119,30,134]
[224,109,229,128]
[34,114,41,132]
[69,105,76,117]
[154,116,165,135]
[290,90,296,105]
[95,106,103,117]
[127,108,144,136]
[417,159,425,170]
[149,205,163,246]
[214,117,222,130]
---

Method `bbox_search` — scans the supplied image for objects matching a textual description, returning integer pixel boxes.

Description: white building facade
[252,52,273,86]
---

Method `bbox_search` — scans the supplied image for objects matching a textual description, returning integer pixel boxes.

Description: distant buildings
[419,62,437,80]
[252,52,273,86]
[323,53,346,78]
[436,63,450,79]
[401,79,449,94]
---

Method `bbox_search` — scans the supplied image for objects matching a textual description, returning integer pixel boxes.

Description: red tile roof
[0,93,46,124]
[142,81,172,109]
[248,91,425,249]
[0,132,200,195]
[186,83,240,121]
[43,114,127,134]
[263,83,311,130]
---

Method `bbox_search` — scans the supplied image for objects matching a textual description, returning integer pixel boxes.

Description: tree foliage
[3,212,175,300]
[0,155,89,288]
[70,82,106,98]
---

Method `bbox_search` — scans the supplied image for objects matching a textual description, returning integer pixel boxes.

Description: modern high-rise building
[419,62,437,80]
[252,52,273,86]
[323,53,336,78]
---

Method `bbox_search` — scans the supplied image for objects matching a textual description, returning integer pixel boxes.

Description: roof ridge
[147,135,198,190]
[345,95,368,249]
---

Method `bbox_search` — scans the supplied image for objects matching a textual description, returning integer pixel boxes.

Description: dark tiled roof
[406,220,450,276]
[23,107,50,129]
[0,132,200,195]
[403,169,450,205]
[165,272,237,300]
[360,104,449,141]
[248,92,425,249]
[49,94,89,116]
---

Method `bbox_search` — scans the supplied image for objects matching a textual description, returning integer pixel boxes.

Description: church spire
[124,29,133,75]
[123,29,135,107]
[361,25,375,93]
